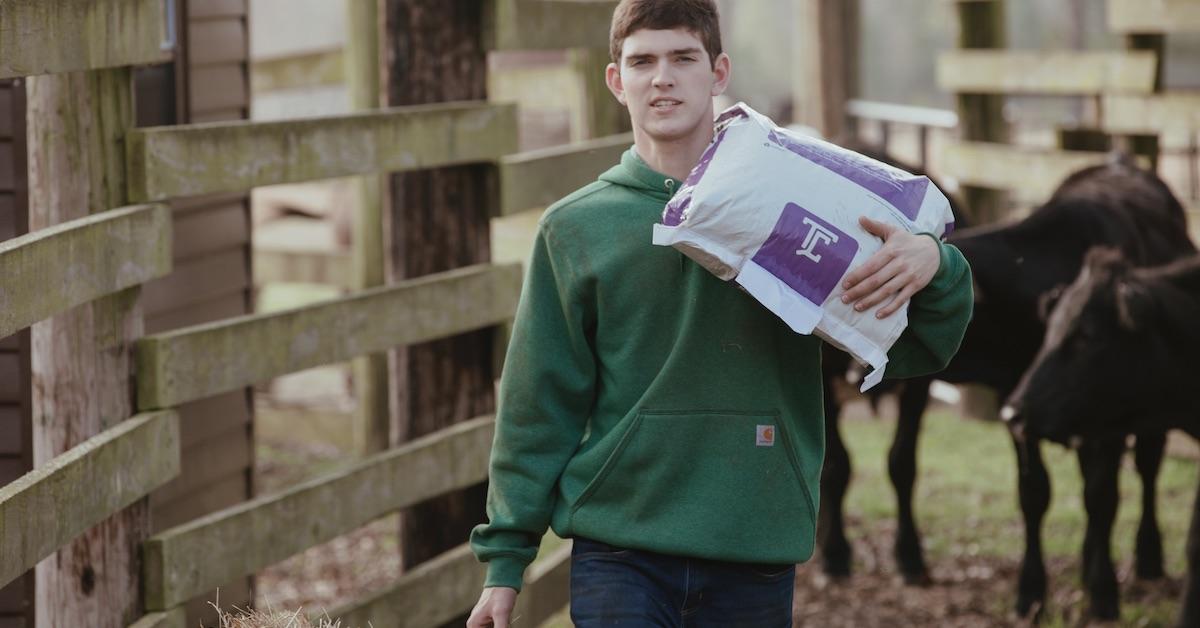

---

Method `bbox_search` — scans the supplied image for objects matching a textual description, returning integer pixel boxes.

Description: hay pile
[211,603,348,628]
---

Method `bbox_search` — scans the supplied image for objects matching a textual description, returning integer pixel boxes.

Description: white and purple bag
[652,103,955,390]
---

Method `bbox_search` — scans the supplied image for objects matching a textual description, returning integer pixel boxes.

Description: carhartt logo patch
[756,425,775,447]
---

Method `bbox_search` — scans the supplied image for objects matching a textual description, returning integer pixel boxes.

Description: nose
[652,62,675,88]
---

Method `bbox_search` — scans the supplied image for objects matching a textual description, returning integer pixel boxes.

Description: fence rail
[126,102,518,201]
[0,0,171,79]
[500,132,633,215]
[0,204,172,340]
[940,141,1150,203]
[486,0,618,50]
[136,263,522,410]
[936,50,1158,94]
[1108,0,1200,34]
[0,411,180,589]
[1101,93,1200,133]
[143,416,494,610]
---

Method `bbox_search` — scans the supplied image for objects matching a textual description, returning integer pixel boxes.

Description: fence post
[346,0,391,457]
[26,69,148,628]
[954,0,1009,225]
[568,47,631,140]
[792,0,858,142]
[383,3,496,626]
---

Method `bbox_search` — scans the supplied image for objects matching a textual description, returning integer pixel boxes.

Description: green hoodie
[470,148,973,591]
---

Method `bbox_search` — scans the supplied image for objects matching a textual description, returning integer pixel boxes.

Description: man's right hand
[466,587,518,628]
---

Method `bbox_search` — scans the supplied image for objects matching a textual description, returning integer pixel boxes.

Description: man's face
[607,28,730,145]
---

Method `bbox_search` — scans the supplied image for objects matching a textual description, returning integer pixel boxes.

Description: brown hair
[609,0,723,68]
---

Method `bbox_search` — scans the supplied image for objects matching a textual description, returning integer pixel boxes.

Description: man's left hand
[840,216,941,319]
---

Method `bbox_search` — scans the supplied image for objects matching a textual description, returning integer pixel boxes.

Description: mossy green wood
[484,0,618,51]
[0,204,172,339]
[141,416,495,611]
[0,0,170,79]
[125,102,518,202]
[1102,94,1200,133]
[125,609,186,628]
[136,263,522,410]
[321,544,485,627]
[936,50,1158,95]
[940,141,1151,204]
[499,132,633,216]
[0,411,180,589]
[1109,0,1200,34]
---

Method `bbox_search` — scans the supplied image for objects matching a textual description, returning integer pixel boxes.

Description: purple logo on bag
[751,203,858,306]
[766,130,929,221]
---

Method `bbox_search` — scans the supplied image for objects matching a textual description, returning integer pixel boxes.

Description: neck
[631,122,716,181]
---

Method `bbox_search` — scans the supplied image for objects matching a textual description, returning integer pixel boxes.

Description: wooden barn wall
[0,77,31,628]
[141,0,255,623]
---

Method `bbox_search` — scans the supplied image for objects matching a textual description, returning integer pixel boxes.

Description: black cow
[818,157,1195,619]
[1003,248,1200,628]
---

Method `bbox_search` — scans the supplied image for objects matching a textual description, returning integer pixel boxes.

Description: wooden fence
[0,0,625,626]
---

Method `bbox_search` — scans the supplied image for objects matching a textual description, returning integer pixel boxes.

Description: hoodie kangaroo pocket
[569,410,816,560]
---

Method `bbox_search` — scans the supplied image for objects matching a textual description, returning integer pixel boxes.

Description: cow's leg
[1078,437,1122,621]
[1134,431,1166,580]
[1014,435,1051,618]
[889,380,931,584]
[1177,469,1200,628]
[819,373,853,578]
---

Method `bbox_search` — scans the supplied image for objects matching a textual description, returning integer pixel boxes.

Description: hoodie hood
[598,148,683,203]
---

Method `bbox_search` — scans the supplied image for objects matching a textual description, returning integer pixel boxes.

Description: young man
[468,1,972,626]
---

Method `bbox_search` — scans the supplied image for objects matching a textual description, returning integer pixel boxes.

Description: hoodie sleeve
[469,220,596,591]
[884,236,973,379]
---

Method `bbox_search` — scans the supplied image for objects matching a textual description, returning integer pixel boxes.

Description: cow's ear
[1115,280,1146,331]
[1038,284,1066,322]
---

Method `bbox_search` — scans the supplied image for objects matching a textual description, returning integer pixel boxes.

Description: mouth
[650,98,683,111]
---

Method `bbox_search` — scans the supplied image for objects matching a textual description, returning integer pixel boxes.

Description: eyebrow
[625,48,704,63]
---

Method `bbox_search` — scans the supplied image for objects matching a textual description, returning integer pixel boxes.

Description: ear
[710,52,731,97]
[1115,280,1146,331]
[605,62,627,106]
[1037,284,1065,322]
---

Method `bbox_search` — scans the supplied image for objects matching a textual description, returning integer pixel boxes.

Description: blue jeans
[569,537,795,627]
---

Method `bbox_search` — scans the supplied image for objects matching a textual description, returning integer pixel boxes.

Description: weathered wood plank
[150,472,247,533]
[126,102,518,202]
[173,202,248,262]
[0,204,173,339]
[940,141,1149,203]
[0,406,19,456]
[0,411,180,589]
[485,0,619,51]
[0,0,171,79]
[188,65,247,113]
[136,263,522,410]
[152,422,251,506]
[142,247,249,314]
[188,18,248,67]
[323,544,485,627]
[145,293,247,335]
[142,416,494,611]
[126,608,186,628]
[499,133,632,216]
[252,247,350,287]
[189,0,247,19]
[1109,0,1200,34]
[1101,93,1200,133]
[937,50,1158,94]
[514,542,572,626]
[251,49,345,93]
